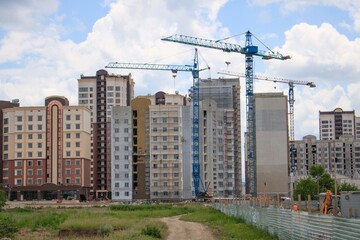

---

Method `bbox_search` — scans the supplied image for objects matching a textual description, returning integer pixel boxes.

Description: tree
[338,182,359,192]
[309,165,326,196]
[293,177,317,200]
[319,173,335,193]
[0,189,6,210]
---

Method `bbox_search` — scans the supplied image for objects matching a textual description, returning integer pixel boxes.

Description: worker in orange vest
[293,203,299,211]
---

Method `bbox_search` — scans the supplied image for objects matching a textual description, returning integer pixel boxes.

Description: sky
[1,0,360,140]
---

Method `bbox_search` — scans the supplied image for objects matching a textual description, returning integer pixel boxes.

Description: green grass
[181,205,277,240]
[2,203,276,239]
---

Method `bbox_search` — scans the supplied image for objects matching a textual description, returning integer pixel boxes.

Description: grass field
[0,203,276,239]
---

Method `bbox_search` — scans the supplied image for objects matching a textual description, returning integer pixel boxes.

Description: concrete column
[37,190,41,200]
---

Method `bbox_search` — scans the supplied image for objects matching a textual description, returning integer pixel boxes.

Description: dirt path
[160,215,216,240]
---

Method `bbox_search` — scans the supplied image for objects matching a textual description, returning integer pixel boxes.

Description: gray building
[251,92,289,196]
[199,78,241,197]
[111,106,133,202]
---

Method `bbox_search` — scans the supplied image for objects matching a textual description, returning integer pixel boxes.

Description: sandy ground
[160,215,216,240]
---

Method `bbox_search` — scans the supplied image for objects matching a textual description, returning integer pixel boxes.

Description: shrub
[0,189,6,210]
[141,224,161,239]
[0,216,18,238]
[98,224,114,237]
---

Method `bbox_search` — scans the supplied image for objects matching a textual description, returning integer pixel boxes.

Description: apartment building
[1,96,91,200]
[111,106,133,202]
[0,100,20,184]
[250,92,289,196]
[199,78,241,197]
[147,91,192,200]
[294,135,360,179]
[78,69,134,198]
[319,108,360,140]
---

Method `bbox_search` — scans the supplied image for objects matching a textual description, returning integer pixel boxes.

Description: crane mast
[105,49,208,198]
[218,70,315,174]
[162,31,290,197]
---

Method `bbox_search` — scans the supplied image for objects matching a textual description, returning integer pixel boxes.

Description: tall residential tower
[78,69,134,198]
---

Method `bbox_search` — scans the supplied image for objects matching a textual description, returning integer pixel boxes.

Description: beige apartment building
[111,91,192,201]
[2,96,91,200]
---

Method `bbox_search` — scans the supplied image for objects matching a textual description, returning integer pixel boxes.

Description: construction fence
[212,200,360,240]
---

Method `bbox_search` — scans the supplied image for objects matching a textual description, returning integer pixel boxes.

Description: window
[162,127,167,132]
[37,160,42,166]
[37,169,42,175]
[66,160,71,166]
[76,115,80,120]
[66,151,71,157]
[76,133,80,138]
[173,173,179,177]
[66,142,71,148]
[17,152,22,158]
[75,124,80,129]
[66,178,71,184]
[124,164,129,169]
[17,143,22,148]
[37,178,42,184]
[66,124,71,130]
[3,118,8,124]
[28,125,33,130]
[28,160,33,166]
[28,134,33,139]
[17,134,22,139]
[125,182,129,188]
[38,116,42,121]
[163,173,168,178]
[16,179,22,185]
[28,152,33,157]
[115,182,120,188]
[37,152,42,157]
[66,169,71,174]
[37,124,42,130]
[75,160,80,166]
[66,115,71,121]
[16,161,22,167]
[125,173,129,178]
[27,170,33,176]
[27,179,33,185]
[38,134,42,139]
[3,127,8,133]
[37,142,42,148]
[76,142,80,147]
[15,169,22,176]
[76,151,80,157]
[66,133,71,139]
[17,116,22,122]
[75,178,80,184]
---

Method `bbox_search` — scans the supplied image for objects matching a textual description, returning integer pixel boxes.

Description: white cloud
[0,0,59,31]
[0,0,230,106]
[250,0,360,32]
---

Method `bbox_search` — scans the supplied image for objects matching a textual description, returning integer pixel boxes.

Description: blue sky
[0,0,360,140]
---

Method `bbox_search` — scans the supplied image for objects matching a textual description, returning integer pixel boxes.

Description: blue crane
[162,31,290,196]
[105,49,209,198]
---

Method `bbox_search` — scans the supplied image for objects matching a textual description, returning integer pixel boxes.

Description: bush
[0,189,6,210]
[0,216,18,238]
[98,224,114,237]
[141,224,161,239]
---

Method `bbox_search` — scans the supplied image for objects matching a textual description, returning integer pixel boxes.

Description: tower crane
[218,70,316,174]
[105,49,210,198]
[162,31,290,196]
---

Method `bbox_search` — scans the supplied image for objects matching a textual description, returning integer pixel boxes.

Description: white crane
[218,70,316,173]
